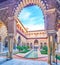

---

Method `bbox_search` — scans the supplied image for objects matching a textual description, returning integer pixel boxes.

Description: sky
[18,5,45,31]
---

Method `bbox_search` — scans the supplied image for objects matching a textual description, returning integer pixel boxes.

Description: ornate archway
[18,36,21,46]
[0,21,8,52]
[14,1,57,63]
[34,39,39,49]
[0,0,57,63]
[0,21,8,42]
[34,39,38,44]
[0,20,7,29]
[14,0,46,17]
[14,0,56,32]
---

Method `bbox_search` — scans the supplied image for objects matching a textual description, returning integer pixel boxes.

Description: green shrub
[22,46,29,50]
[43,46,48,51]
[40,46,48,54]
[56,55,60,60]
[17,46,23,52]
[40,50,48,54]
[17,45,30,53]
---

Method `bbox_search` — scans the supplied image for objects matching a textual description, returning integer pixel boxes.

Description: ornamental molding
[0,7,8,11]
[14,0,46,17]
[45,8,56,14]
[47,30,57,34]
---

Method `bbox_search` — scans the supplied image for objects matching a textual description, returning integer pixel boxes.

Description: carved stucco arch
[0,20,8,40]
[14,0,56,31]
[14,0,46,17]
[0,20,7,29]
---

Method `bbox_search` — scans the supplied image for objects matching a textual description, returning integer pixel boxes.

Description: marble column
[45,8,56,64]
[0,36,2,52]
[0,36,3,52]
[7,16,16,59]
[8,35,13,59]
[48,35,51,64]
[48,33,56,64]
[57,29,60,44]
[51,34,55,62]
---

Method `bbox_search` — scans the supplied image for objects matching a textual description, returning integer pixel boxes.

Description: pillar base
[52,61,55,63]
[7,52,13,59]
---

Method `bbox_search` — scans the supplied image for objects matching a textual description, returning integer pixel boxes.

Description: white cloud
[18,10,31,20]
[27,17,37,24]
[25,24,45,31]
[26,17,44,25]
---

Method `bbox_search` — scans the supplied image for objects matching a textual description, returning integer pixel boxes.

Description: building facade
[16,18,48,49]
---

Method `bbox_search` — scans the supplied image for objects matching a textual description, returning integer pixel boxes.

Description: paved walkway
[0,58,60,65]
[0,49,60,65]
[37,49,48,58]
[14,49,48,61]
[0,59,49,65]
[13,55,48,62]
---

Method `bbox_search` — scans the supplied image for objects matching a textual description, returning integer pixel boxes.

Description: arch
[0,21,8,41]
[0,20,5,27]
[44,42,47,46]
[40,42,43,49]
[0,20,7,30]
[18,36,21,45]
[30,42,32,48]
[34,39,38,44]
[18,36,21,40]
[14,0,46,17]
[55,34,57,42]
[4,36,8,47]
[27,43,29,46]
[0,36,2,42]
[0,21,8,52]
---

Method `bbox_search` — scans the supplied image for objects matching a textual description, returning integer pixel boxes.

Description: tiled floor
[0,58,6,62]
[0,58,60,65]
[0,59,49,65]
[13,55,48,61]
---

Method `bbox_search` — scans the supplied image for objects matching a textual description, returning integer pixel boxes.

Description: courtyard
[0,0,60,65]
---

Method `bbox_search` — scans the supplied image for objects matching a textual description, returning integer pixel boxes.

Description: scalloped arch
[14,0,46,17]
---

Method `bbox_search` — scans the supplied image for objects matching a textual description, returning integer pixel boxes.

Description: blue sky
[18,5,45,31]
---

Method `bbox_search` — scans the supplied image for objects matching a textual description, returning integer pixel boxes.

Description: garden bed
[40,46,48,55]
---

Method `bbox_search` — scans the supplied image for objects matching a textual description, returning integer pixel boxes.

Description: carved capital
[45,8,56,15]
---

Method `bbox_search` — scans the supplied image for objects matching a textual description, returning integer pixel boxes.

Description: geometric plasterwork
[0,0,57,32]
[14,0,57,32]
[14,0,46,17]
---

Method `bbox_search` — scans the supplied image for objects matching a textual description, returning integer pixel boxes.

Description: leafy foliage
[17,45,30,53]
[40,46,48,54]
[17,46,23,52]
[56,55,60,60]
[43,46,48,51]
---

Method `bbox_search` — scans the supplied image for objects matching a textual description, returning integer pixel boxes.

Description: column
[13,38,16,49]
[0,36,2,52]
[45,8,56,64]
[0,36,3,52]
[8,35,13,59]
[51,34,55,62]
[58,29,60,44]
[7,16,16,59]
[48,35,51,64]
[48,33,56,64]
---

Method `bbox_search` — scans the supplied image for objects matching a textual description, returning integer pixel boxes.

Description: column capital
[45,8,56,15]
[47,30,56,34]
[8,16,14,20]
[8,33,14,38]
